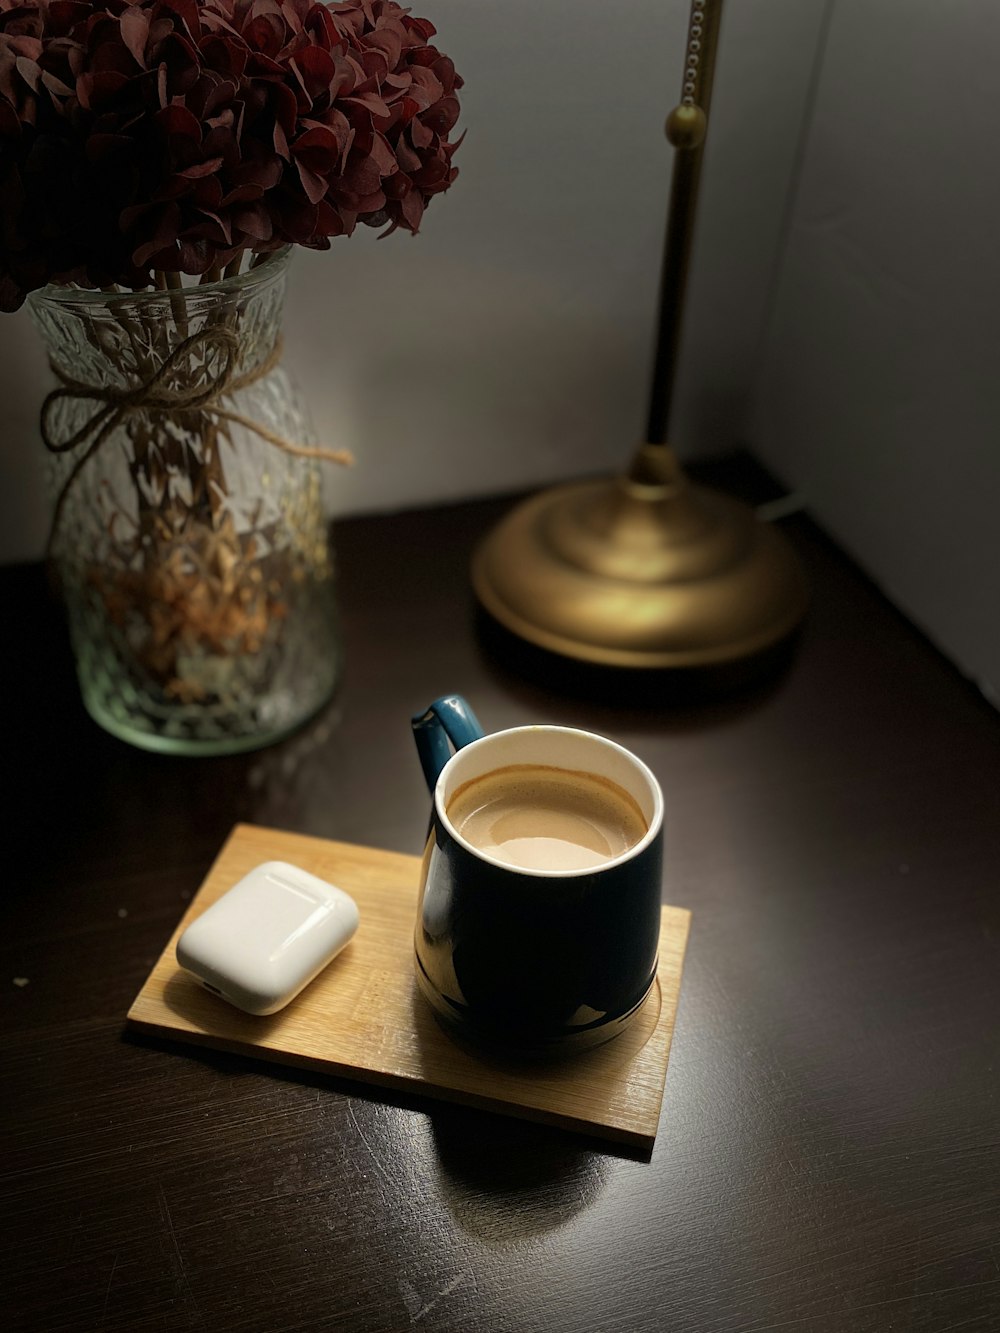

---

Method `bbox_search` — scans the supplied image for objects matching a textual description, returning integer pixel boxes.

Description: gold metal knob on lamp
[665,104,706,150]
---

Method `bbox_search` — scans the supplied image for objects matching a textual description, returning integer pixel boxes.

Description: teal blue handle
[412,695,485,791]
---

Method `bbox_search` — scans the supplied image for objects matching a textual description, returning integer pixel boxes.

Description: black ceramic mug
[411,695,665,1055]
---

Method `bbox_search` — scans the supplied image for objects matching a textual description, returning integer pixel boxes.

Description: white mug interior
[434,725,664,876]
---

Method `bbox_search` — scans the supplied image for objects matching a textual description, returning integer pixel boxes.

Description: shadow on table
[425,1101,613,1243]
[124,1020,614,1246]
[126,972,630,1246]
[474,607,803,723]
[408,998,637,1243]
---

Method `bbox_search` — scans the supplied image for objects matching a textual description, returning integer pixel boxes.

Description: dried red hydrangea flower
[0,0,463,309]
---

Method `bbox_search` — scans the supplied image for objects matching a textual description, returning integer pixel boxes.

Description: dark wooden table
[4,459,999,1333]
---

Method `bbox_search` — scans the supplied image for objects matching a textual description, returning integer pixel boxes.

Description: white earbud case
[176,860,360,1015]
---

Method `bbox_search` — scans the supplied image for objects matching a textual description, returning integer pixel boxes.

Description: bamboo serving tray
[127,823,691,1152]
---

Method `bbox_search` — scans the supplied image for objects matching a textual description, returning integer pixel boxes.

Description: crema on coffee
[447,763,648,872]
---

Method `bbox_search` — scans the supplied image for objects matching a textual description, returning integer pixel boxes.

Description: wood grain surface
[4,456,999,1333]
[128,823,690,1150]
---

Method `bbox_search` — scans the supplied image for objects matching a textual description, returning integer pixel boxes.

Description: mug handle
[412,695,485,792]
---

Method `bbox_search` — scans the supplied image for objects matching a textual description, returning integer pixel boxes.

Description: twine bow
[41,325,352,554]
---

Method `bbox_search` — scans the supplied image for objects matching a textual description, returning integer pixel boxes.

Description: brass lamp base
[471,445,808,669]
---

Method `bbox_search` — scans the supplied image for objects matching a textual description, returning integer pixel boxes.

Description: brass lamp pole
[471,0,807,669]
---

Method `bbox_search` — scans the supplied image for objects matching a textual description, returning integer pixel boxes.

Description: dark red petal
[295,157,327,205]
[343,90,390,121]
[156,104,202,139]
[120,8,150,69]
[160,0,204,43]
[339,151,382,195]
[403,16,436,41]
[408,116,432,150]
[233,202,272,240]
[200,35,248,80]
[381,170,410,200]
[363,25,402,67]
[177,237,213,271]
[421,95,459,137]
[244,14,283,58]
[292,124,340,171]
[294,45,336,101]
[369,131,397,174]
[75,69,128,112]
[399,187,423,231]
[14,56,42,93]
[177,156,224,179]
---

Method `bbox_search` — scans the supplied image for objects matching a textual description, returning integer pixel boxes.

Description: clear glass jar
[28,249,341,755]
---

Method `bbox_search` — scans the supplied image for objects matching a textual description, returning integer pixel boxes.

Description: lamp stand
[471,0,807,670]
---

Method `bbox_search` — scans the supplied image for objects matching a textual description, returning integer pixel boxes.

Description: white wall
[0,0,827,564]
[749,0,1000,704]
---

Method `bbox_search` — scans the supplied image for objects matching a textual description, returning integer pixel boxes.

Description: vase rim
[28,246,292,311]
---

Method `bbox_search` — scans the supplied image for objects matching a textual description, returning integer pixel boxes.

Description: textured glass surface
[29,252,340,754]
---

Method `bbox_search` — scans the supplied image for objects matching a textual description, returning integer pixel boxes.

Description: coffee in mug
[412,696,666,1055]
[447,764,648,872]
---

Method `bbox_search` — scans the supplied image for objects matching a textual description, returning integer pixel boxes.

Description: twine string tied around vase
[40,325,353,554]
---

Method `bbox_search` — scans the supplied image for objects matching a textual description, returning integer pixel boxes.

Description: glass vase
[28,249,341,755]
